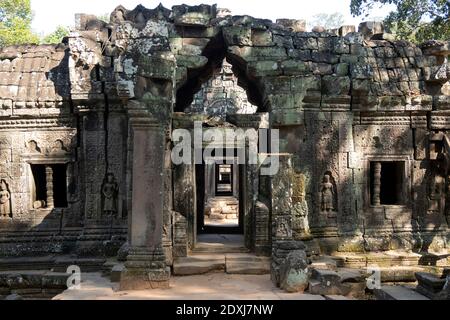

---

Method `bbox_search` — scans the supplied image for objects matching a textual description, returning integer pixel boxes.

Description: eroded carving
[50,140,68,154]
[320,173,336,214]
[102,173,119,217]
[27,140,41,153]
[292,172,310,238]
[0,180,11,218]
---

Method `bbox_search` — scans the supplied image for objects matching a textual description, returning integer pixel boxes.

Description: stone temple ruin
[0,3,449,298]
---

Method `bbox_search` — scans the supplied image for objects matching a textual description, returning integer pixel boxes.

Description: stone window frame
[24,156,73,213]
[364,155,413,214]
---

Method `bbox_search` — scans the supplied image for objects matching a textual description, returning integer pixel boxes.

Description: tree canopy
[0,0,39,47]
[308,12,345,30]
[350,0,450,43]
[42,25,69,44]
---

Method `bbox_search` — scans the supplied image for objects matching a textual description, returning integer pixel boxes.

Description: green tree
[308,12,345,30]
[0,0,39,47]
[350,0,450,43]
[42,25,69,44]
[97,13,110,24]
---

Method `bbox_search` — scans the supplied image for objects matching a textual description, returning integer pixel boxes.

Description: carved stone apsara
[0,179,11,218]
[320,173,336,213]
[102,173,119,217]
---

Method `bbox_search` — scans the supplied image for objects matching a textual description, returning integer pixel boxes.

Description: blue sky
[31,0,394,36]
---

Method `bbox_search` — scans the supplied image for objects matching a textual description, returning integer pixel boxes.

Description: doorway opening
[196,149,245,235]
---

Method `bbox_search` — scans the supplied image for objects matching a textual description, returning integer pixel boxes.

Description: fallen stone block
[279,250,310,293]
[111,264,125,283]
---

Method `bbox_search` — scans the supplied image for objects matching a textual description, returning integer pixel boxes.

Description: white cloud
[31,0,394,36]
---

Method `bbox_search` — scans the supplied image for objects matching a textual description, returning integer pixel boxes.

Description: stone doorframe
[172,113,271,257]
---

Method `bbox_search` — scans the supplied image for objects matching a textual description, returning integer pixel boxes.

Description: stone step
[173,255,226,276]
[193,243,250,254]
[52,257,107,273]
[324,295,355,300]
[331,251,450,269]
[374,285,430,300]
[225,254,270,275]
[310,256,338,271]
[0,255,107,273]
[173,253,270,276]
[0,256,56,271]
[377,266,445,282]
[0,271,69,290]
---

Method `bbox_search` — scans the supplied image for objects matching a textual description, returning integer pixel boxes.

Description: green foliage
[308,12,345,30]
[42,25,69,44]
[350,0,450,43]
[97,13,110,23]
[0,0,39,47]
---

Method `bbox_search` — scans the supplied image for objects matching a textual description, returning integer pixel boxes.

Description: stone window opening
[30,164,68,209]
[370,161,405,206]
[216,164,233,196]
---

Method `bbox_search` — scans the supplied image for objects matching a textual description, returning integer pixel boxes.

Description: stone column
[271,154,294,242]
[120,106,170,290]
[372,162,381,206]
[79,109,106,220]
[269,154,307,287]
[45,166,54,209]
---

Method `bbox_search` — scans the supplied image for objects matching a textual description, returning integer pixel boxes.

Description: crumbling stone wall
[0,3,449,261]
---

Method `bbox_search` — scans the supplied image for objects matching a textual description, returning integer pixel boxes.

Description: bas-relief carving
[188,59,257,119]
[426,159,447,216]
[50,140,68,154]
[275,216,292,239]
[354,126,413,154]
[291,172,310,238]
[0,179,11,218]
[319,172,337,217]
[27,140,41,153]
[102,173,119,217]
[320,174,335,212]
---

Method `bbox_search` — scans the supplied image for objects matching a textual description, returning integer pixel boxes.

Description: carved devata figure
[320,173,335,213]
[0,179,11,218]
[428,164,445,213]
[275,216,292,239]
[102,173,119,217]
[50,140,67,154]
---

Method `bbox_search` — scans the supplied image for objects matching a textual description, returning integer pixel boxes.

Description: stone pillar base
[119,246,170,290]
[120,268,170,290]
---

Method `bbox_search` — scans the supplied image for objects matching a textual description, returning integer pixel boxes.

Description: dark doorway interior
[370,161,405,205]
[196,150,244,235]
[31,164,46,203]
[52,164,68,208]
[30,164,68,208]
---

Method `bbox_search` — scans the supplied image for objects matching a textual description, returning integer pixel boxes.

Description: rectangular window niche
[365,155,412,210]
[30,163,68,209]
